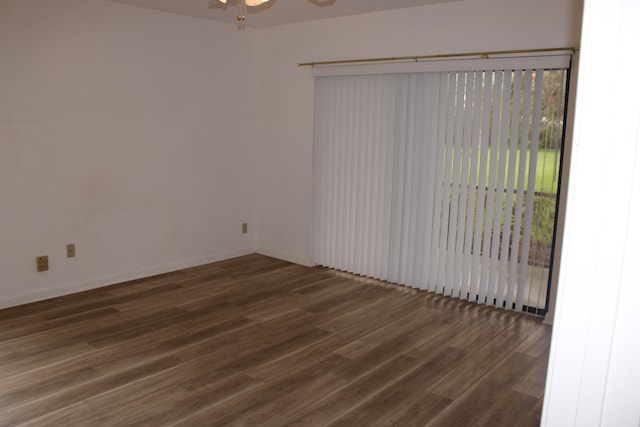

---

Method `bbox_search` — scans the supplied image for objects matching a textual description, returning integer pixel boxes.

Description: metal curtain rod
[297,46,577,67]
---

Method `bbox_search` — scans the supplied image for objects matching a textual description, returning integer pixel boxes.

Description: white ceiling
[108,0,462,28]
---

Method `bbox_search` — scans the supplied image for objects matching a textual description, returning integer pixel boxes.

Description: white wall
[254,0,583,266]
[542,0,640,425]
[0,0,584,308]
[0,0,257,308]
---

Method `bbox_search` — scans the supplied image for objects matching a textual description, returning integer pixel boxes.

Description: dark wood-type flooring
[0,254,551,426]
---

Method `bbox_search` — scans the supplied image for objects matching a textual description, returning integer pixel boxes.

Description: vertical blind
[312,60,567,312]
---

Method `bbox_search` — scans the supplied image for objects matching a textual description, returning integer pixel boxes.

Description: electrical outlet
[242,223,248,234]
[36,256,49,272]
[66,243,76,258]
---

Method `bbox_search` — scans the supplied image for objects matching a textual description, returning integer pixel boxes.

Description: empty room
[1,0,638,425]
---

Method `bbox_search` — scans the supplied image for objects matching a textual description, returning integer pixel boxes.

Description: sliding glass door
[312,58,569,315]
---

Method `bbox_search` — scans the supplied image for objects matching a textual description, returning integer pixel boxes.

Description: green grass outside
[513,148,561,194]
[447,147,561,259]
[458,148,561,194]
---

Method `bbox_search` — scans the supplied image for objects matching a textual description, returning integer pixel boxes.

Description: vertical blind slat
[509,70,533,309]
[462,71,484,298]
[455,72,476,298]
[497,70,523,309]
[488,70,513,305]
[429,74,449,293]
[445,73,466,296]
[469,71,494,301]
[437,74,456,294]
[517,69,544,309]
[407,80,419,285]
[422,75,441,290]
[479,71,503,304]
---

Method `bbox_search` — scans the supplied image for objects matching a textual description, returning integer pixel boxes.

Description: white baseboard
[0,248,255,310]
[255,247,312,267]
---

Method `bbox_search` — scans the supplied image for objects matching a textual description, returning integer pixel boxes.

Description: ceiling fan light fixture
[217,0,270,5]
[216,0,271,24]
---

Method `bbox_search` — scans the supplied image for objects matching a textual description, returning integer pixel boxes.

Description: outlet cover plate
[36,256,49,272]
